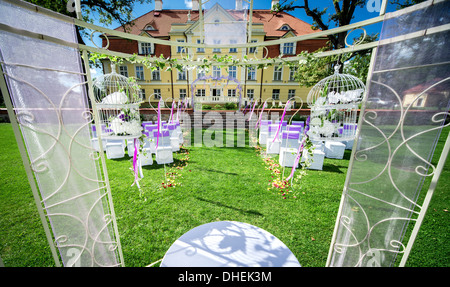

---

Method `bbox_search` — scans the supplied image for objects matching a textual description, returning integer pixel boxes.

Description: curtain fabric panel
[0,0,121,267]
[328,1,450,267]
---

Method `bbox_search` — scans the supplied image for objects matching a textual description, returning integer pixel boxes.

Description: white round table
[160,221,301,267]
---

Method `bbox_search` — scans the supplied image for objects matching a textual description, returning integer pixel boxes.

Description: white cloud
[90,68,97,75]
[184,0,192,9]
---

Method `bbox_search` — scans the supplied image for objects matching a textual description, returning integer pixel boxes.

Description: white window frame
[228,89,236,97]
[213,39,221,53]
[288,89,296,99]
[119,65,128,77]
[281,42,296,55]
[212,66,221,78]
[139,41,153,55]
[247,89,254,99]
[154,89,161,99]
[179,89,187,99]
[289,66,297,81]
[196,89,206,97]
[273,65,283,81]
[177,39,185,53]
[196,39,205,53]
[229,39,237,53]
[228,66,237,79]
[272,89,280,100]
[249,40,257,53]
[247,66,256,80]
[178,68,187,80]
[152,67,160,81]
[135,65,144,80]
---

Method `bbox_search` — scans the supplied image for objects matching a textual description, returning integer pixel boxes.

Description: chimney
[155,0,163,11]
[235,0,243,10]
[192,0,199,11]
[271,0,279,10]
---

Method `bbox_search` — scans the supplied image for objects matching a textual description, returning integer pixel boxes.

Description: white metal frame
[0,0,448,267]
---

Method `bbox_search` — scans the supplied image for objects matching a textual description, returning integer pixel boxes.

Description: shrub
[224,102,237,110]
[202,105,212,110]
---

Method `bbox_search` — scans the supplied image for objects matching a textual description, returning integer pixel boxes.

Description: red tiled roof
[112,9,320,38]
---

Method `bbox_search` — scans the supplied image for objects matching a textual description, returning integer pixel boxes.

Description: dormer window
[280,24,291,31]
[145,24,156,31]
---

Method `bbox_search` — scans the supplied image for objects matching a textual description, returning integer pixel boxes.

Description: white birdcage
[306,65,365,141]
[92,63,143,139]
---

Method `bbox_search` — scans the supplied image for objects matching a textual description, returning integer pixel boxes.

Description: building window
[135,65,144,80]
[212,66,221,78]
[179,89,187,99]
[213,39,221,53]
[282,42,295,55]
[177,40,185,53]
[139,89,146,100]
[178,68,187,80]
[139,42,153,55]
[154,89,161,99]
[196,39,204,53]
[196,89,206,97]
[228,89,236,97]
[228,66,237,79]
[152,67,160,81]
[247,66,256,80]
[197,68,206,79]
[273,66,282,81]
[119,65,128,77]
[280,25,290,31]
[247,89,254,99]
[289,66,297,81]
[288,89,296,99]
[272,89,280,100]
[229,39,237,53]
[249,40,257,53]
[145,25,156,31]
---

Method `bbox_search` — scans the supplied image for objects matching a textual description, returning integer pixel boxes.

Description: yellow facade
[104,10,311,108]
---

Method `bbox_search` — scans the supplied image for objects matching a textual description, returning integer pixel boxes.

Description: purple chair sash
[287,125,302,132]
[282,132,300,139]
[268,125,279,132]
[153,130,170,137]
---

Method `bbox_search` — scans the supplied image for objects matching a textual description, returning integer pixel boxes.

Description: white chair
[175,121,183,145]
[165,123,180,152]
[258,120,270,147]
[325,141,346,159]
[266,124,281,154]
[279,147,299,167]
[154,130,173,164]
[106,139,125,159]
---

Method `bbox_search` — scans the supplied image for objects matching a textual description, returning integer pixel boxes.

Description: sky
[88,0,401,76]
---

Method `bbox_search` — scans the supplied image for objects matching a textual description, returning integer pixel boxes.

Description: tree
[272,0,367,51]
[25,0,152,43]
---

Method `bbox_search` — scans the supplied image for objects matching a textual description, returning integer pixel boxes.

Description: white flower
[327,91,341,104]
[109,116,142,136]
[102,91,128,105]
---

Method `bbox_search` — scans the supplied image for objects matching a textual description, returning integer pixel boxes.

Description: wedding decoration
[92,63,144,188]
[93,63,143,138]
[306,65,365,141]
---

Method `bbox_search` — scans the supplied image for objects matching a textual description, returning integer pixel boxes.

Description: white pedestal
[325,141,346,159]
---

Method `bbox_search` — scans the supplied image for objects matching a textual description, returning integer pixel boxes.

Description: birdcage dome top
[307,65,365,107]
[93,63,142,107]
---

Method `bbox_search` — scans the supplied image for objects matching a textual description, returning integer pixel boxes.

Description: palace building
[101,0,327,108]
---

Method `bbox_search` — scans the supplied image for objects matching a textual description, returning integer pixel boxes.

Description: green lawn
[0,123,448,267]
